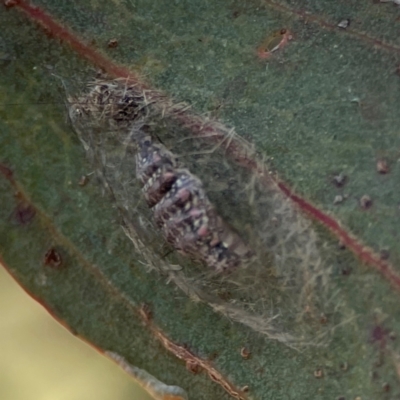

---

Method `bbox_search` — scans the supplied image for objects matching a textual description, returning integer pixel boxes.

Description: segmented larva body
[135,131,252,272]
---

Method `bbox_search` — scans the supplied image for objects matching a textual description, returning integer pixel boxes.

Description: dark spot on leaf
[370,370,379,380]
[0,163,13,179]
[341,266,351,276]
[42,25,55,40]
[319,313,328,324]
[240,347,251,359]
[382,382,390,392]
[4,0,19,8]
[139,303,153,322]
[13,202,36,225]
[314,368,323,378]
[332,173,347,188]
[232,10,240,18]
[69,327,79,336]
[370,324,389,346]
[376,159,389,174]
[43,248,63,269]
[360,195,372,209]
[340,361,348,371]
[78,175,89,186]
[241,385,249,393]
[380,249,390,260]
[107,39,118,48]
[186,360,201,374]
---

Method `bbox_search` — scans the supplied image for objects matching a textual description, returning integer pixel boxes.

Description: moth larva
[134,130,252,272]
[67,78,336,346]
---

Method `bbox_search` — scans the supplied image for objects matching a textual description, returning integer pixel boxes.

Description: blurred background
[0,265,153,400]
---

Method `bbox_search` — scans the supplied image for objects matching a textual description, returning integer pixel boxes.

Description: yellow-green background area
[0,265,153,400]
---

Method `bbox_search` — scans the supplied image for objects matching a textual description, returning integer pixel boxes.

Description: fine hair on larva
[67,76,343,347]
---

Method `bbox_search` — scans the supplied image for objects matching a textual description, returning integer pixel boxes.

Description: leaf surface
[1,1,400,399]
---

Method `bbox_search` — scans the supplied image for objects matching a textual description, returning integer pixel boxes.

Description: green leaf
[1,1,400,399]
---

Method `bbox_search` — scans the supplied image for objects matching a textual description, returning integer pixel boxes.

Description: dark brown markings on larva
[134,131,252,272]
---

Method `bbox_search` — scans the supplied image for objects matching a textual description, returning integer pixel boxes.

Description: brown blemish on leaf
[1,166,37,226]
[380,249,390,260]
[232,10,240,19]
[185,359,202,374]
[313,368,324,378]
[360,195,372,209]
[339,361,348,371]
[107,38,118,48]
[376,159,389,174]
[257,28,293,60]
[332,173,348,188]
[382,382,390,392]
[0,162,13,179]
[4,0,19,8]
[240,347,251,360]
[319,313,328,324]
[371,324,389,346]
[43,247,63,268]
[341,266,352,276]
[139,303,153,323]
[13,201,36,225]
[78,175,89,186]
